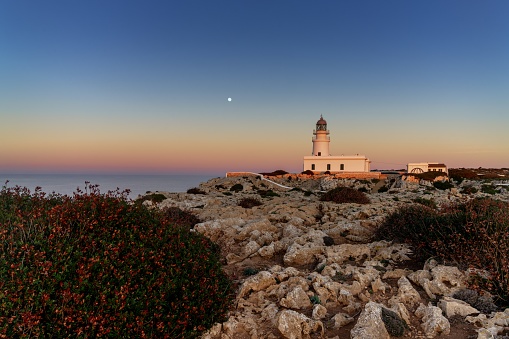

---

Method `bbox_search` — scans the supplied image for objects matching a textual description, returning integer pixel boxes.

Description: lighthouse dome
[316,116,327,125]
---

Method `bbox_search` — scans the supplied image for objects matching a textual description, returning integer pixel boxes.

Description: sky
[1,0,508,174]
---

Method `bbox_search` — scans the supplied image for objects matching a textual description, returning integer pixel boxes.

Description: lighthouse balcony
[313,129,330,134]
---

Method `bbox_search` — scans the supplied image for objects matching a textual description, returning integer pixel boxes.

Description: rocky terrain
[144,172,509,339]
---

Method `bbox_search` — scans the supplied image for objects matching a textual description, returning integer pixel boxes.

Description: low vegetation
[375,198,509,304]
[187,187,207,195]
[238,197,263,208]
[0,185,233,338]
[320,187,370,204]
[260,170,288,176]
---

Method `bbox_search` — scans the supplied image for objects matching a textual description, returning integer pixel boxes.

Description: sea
[0,173,222,199]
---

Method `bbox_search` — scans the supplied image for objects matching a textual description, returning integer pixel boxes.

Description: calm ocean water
[0,173,222,198]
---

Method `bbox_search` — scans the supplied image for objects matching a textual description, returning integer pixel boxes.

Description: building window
[311,164,315,170]
[340,164,344,170]
[327,164,331,171]
[318,152,321,156]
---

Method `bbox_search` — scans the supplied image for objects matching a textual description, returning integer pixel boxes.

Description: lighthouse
[312,115,330,156]
[303,116,372,173]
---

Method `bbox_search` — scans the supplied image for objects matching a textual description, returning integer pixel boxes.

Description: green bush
[187,187,207,195]
[258,189,280,198]
[260,170,288,176]
[481,184,497,195]
[230,184,244,192]
[301,170,314,175]
[433,180,454,190]
[375,198,509,304]
[377,185,389,193]
[381,307,407,336]
[461,186,478,194]
[413,197,437,209]
[163,206,201,230]
[238,197,262,208]
[0,185,233,338]
[320,187,370,204]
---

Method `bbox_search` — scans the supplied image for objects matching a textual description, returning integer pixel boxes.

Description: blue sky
[1,0,508,173]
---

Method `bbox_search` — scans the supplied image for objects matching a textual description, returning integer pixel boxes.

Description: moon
[228,97,232,102]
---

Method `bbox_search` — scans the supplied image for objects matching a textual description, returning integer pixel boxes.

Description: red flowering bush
[162,206,201,230]
[320,187,370,204]
[0,184,233,338]
[375,198,509,304]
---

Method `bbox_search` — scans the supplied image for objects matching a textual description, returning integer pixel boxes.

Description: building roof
[428,163,447,168]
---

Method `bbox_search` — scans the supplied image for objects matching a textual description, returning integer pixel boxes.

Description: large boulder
[279,286,312,309]
[238,271,277,298]
[438,296,479,317]
[283,243,324,266]
[276,310,323,339]
[351,302,390,339]
[415,303,451,338]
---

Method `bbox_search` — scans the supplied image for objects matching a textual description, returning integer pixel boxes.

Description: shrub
[375,198,509,304]
[323,236,334,246]
[320,187,370,204]
[382,307,407,336]
[453,289,498,314]
[378,185,389,193]
[238,197,262,208]
[258,189,280,198]
[309,295,321,305]
[230,184,244,192]
[187,187,207,195]
[413,197,437,209]
[243,267,259,276]
[481,184,497,195]
[260,170,288,176]
[433,180,454,190]
[0,185,233,338]
[461,186,478,194]
[301,170,314,175]
[163,206,201,230]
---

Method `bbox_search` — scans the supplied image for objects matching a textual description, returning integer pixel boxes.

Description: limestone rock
[389,276,421,308]
[312,304,327,320]
[280,286,312,309]
[238,271,277,298]
[351,301,390,339]
[332,312,354,328]
[438,296,479,317]
[415,303,451,338]
[325,243,371,264]
[283,243,324,266]
[276,310,323,339]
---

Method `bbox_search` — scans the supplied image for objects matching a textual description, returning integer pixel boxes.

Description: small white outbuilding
[407,163,448,175]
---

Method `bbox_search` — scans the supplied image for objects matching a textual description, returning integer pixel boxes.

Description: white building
[303,116,371,173]
[407,163,448,175]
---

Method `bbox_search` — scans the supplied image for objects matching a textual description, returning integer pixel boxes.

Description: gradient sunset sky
[1,0,508,174]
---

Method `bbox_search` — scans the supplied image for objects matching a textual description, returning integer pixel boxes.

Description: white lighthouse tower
[312,115,330,156]
[303,115,372,173]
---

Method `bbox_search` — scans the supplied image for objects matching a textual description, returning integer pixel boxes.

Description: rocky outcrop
[142,175,509,338]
